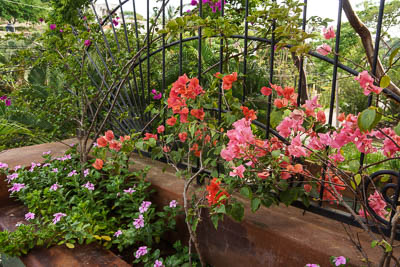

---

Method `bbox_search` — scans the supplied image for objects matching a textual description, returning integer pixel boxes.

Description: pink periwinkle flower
[133,214,145,229]
[305,264,320,267]
[52,168,58,173]
[124,187,136,194]
[43,150,51,155]
[83,182,95,191]
[229,165,245,178]
[316,43,332,56]
[50,24,56,30]
[50,183,61,191]
[154,260,164,267]
[169,200,177,208]
[52,212,66,224]
[0,162,8,169]
[135,246,148,259]
[59,29,64,33]
[9,183,25,193]
[355,70,382,96]
[25,212,35,221]
[84,169,90,177]
[139,201,151,213]
[114,230,122,237]
[7,173,19,182]
[333,256,346,266]
[14,165,21,171]
[322,26,336,40]
[84,39,91,47]
[68,170,77,177]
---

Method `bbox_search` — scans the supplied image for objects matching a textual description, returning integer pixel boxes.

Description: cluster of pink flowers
[25,212,35,221]
[68,170,77,177]
[0,96,11,106]
[355,70,383,96]
[139,201,151,213]
[373,128,400,157]
[316,26,335,56]
[135,246,148,259]
[56,154,72,161]
[359,190,388,219]
[83,182,95,191]
[9,183,25,193]
[154,260,165,267]
[50,183,61,191]
[6,173,19,183]
[133,214,145,229]
[169,200,177,208]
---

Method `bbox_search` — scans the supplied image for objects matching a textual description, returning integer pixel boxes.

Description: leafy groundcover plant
[0,131,198,267]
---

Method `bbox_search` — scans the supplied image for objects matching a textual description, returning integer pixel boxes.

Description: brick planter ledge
[0,140,385,267]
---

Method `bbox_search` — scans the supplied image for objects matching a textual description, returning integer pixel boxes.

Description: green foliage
[0,0,48,23]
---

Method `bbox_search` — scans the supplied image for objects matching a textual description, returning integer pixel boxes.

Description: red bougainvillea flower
[286,164,303,173]
[97,136,108,147]
[163,146,171,152]
[304,184,312,193]
[322,26,336,40]
[143,133,158,141]
[316,43,332,56]
[206,178,230,206]
[157,125,165,133]
[241,106,257,121]
[119,135,130,142]
[274,98,288,108]
[354,70,382,96]
[92,159,104,170]
[318,173,346,204]
[260,86,272,96]
[179,107,189,123]
[190,108,205,121]
[337,112,345,122]
[257,172,270,179]
[109,140,122,151]
[222,72,238,90]
[105,130,114,141]
[166,116,177,126]
[316,110,326,124]
[178,132,187,142]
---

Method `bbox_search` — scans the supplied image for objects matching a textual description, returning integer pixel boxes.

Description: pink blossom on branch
[229,165,245,178]
[316,43,332,56]
[322,26,336,40]
[354,70,382,96]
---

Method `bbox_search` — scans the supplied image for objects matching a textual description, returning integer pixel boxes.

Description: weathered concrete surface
[0,140,388,267]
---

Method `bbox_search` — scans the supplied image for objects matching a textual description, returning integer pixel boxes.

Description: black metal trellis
[78,0,400,236]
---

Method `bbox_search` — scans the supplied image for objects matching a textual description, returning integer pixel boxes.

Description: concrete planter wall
[0,141,382,266]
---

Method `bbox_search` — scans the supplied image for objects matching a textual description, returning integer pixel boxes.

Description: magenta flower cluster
[0,96,11,106]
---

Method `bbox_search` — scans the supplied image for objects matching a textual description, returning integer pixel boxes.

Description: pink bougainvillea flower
[359,190,388,218]
[52,213,66,224]
[133,214,145,229]
[333,256,346,266]
[139,201,152,213]
[50,183,61,191]
[25,212,35,221]
[109,140,122,151]
[9,183,25,193]
[157,125,165,133]
[322,26,336,40]
[191,0,198,5]
[114,230,122,237]
[50,24,56,30]
[83,182,95,191]
[229,165,246,178]
[135,246,148,259]
[304,184,312,193]
[274,98,288,108]
[354,70,382,95]
[92,158,104,170]
[288,134,307,158]
[143,133,158,141]
[84,39,91,47]
[169,200,177,208]
[316,110,326,124]
[260,86,272,96]
[154,260,164,267]
[316,43,332,56]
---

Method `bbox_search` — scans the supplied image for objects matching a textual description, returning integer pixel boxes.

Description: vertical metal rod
[198,0,203,82]
[179,0,183,75]
[243,0,249,102]
[218,0,225,123]
[265,0,276,138]
[319,0,343,207]
[147,0,151,106]
[119,0,131,52]
[359,0,386,177]
[133,0,146,112]
[162,0,166,94]
[105,0,121,51]
[297,0,307,106]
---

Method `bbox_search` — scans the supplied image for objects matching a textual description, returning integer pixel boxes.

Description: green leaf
[240,187,252,199]
[66,243,75,249]
[229,202,244,222]
[394,122,400,136]
[354,174,362,186]
[211,214,219,229]
[251,198,261,212]
[357,107,381,132]
[389,47,400,66]
[215,204,226,214]
[350,181,356,190]
[271,150,281,158]
[380,75,390,88]
[371,240,378,248]
[349,160,360,173]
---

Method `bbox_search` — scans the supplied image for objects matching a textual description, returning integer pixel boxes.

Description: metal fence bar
[297,0,307,106]
[105,0,121,51]
[218,1,225,123]
[147,0,151,107]
[265,0,276,138]
[179,0,183,75]
[198,0,203,82]
[243,0,249,102]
